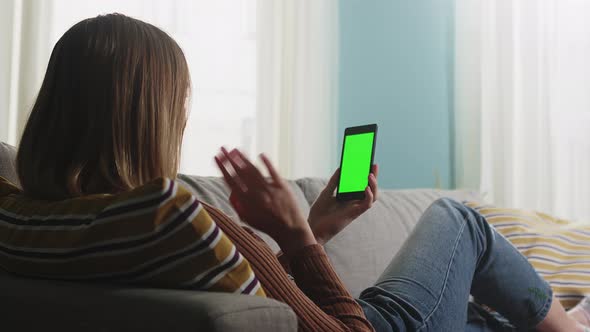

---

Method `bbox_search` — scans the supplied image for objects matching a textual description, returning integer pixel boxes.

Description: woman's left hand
[214,147,317,256]
[308,165,379,245]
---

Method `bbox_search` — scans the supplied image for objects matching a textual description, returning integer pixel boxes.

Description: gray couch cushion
[0,142,18,186]
[296,178,486,297]
[0,273,297,332]
[177,174,311,253]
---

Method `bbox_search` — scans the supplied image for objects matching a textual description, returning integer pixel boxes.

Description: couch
[0,142,484,331]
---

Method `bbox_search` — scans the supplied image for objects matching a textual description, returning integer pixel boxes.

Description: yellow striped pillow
[465,202,588,309]
[0,176,265,297]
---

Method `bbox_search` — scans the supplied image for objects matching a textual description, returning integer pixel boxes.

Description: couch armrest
[0,273,297,332]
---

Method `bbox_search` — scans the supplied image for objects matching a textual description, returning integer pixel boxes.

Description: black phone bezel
[336,124,378,201]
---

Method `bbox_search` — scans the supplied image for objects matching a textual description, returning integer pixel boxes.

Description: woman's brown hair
[17,13,190,200]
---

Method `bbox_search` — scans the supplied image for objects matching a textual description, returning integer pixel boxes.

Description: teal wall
[338,0,454,189]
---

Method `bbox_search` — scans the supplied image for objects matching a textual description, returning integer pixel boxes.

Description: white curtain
[455,0,590,221]
[0,0,53,145]
[257,0,339,179]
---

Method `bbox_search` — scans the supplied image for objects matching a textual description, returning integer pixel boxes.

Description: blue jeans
[357,198,553,331]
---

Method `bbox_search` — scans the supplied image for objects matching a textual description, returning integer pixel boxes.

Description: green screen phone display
[338,132,375,193]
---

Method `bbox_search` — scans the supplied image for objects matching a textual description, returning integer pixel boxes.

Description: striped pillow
[465,202,588,309]
[0,176,264,297]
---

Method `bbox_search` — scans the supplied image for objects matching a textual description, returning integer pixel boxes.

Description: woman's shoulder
[0,176,195,220]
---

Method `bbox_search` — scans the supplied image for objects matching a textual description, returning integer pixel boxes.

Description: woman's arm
[215,148,374,331]
[288,244,373,330]
[242,226,292,274]
[205,202,373,331]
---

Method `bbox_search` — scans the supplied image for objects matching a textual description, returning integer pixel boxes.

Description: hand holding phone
[309,164,378,245]
[308,124,378,244]
[336,124,378,201]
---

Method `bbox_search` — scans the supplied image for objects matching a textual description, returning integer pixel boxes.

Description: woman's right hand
[214,147,317,256]
[309,165,378,245]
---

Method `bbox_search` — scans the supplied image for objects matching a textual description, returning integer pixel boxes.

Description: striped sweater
[0,176,264,296]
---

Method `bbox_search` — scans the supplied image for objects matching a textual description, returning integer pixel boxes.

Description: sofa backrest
[0,142,18,186]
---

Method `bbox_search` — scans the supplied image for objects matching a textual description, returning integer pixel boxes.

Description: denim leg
[465,302,516,332]
[357,198,553,332]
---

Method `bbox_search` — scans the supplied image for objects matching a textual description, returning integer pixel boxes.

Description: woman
[7,13,590,331]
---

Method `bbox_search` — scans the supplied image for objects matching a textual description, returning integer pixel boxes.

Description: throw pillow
[465,202,589,309]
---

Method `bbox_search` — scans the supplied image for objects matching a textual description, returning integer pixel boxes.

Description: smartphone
[336,124,378,201]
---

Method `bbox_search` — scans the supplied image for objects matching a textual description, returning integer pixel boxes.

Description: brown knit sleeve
[242,226,292,274]
[276,250,293,275]
[288,244,373,330]
[242,226,291,274]
[202,203,374,332]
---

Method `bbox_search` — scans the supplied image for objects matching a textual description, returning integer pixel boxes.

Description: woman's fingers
[362,186,374,210]
[368,173,378,202]
[234,149,268,187]
[217,148,251,193]
[229,149,271,195]
[214,154,243,193]
[232,150,274,204]
[221,147,243,175]
[219,147,273,207]
[318,168,340,200]
[327,168,341,192]
[260,153,284,186]
[371,164,379,178]
[222,147,255,192]
[344,187,374,217]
